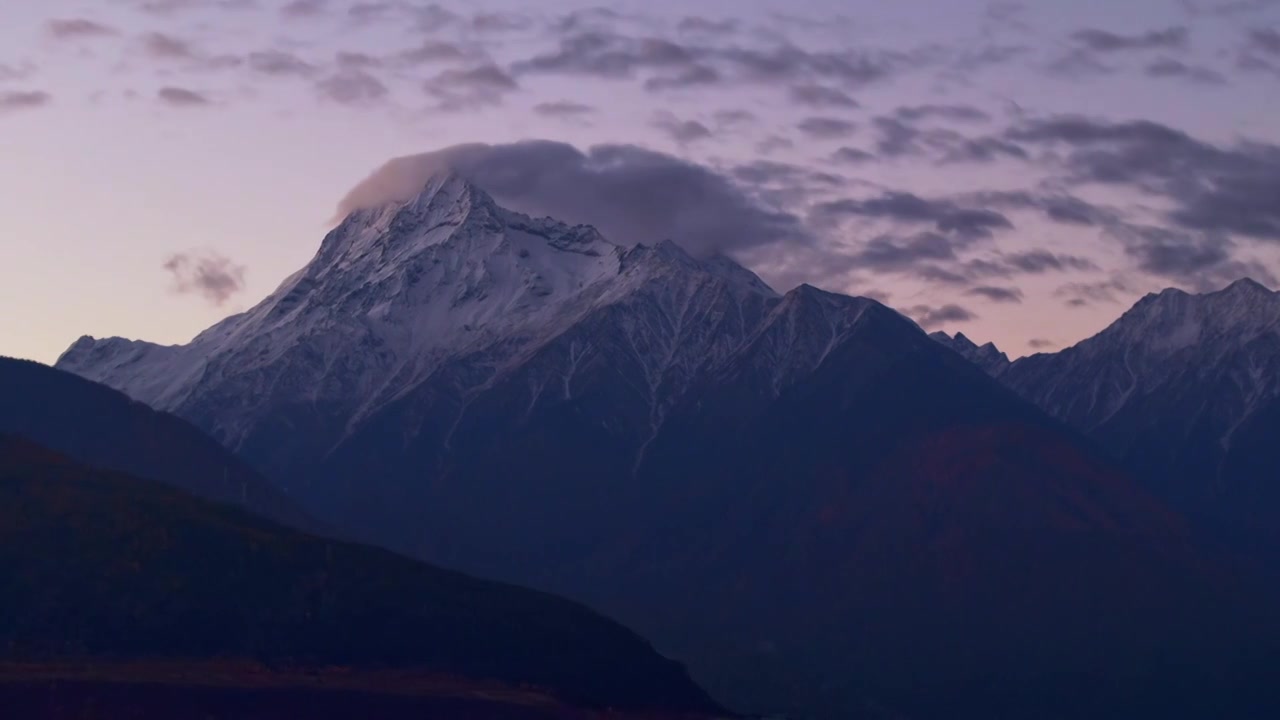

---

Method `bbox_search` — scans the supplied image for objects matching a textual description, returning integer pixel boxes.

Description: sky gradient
[3,0,1279,363]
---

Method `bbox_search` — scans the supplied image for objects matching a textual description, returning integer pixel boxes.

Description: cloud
[162,251,246,305]
[131,0,257,14]
[1027,338,1057,350]
[157,87,211,107]
[141,32,199,60]
[756,135,795,155]
[1007,115,1280,242]
[906,303,978,330]
[335,141,810,257]
[830,147,876,165]
[0,91,52,112]
[847,232,957,272]
[1071,26,1189,52]
[470,12,531,33]
[1246,27,1280,56]
[1144,58,1227,85]
[47,19,119,39]
[248,50,316,77]
[713,109,756,129]
[0,63,36,83]
[513,28,919,91]
[1055,277,1136,306]
[811,191,1014,240]
[963,190,1117,226]
[514,32,698,79]
[1000,250,1100,274]
[1109,224,1278,289]
[895,104,991,123]
[317,69,389,105]
[796,117,858,140]
[677,16,738,35]
[729,161,844,195]
[789,84,860,108]
[965,285,1024,303]
[1044,49,1116,78]
[1183,0,1280,16]
[868,116,1025,163]
[644,65,722,91]
[423,64,518,109]
[281,0,328,19]
[397,40,470,66]
[651,111,713,144]
[533,100,595,118]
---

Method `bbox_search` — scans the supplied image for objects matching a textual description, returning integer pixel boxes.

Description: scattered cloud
[140,32,199,61]
[895,104,991,123]
[1045,49,1116,78]
[1008,115,1280,242]
[677,16,738,35]
[533,100,595,118]
[830,147,876,165]
[796,116,858,140]
[1000,250,1100,274]
[47,19,119,40]
[1145,58,1227,85]
[157,86,211,107]
[0,63,36,83]
[281,0,328,19]
[907,303,978,329]
[423,64,518,109]
[162,251,247,305]
[0,91,52,113]
[1055,277,1136,306]
[789,84,860,109]
[811,191,1014,240]
[965,285,1025,303]
[1070,26,1189,52]
[652,111,713,144]
[1109,223,1278,289]
[317,69,389,105]
[248,50,316,77]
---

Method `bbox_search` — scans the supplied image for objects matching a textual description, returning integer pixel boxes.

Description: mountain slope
[996,279,1280,548]
[0,357,311,530]
[0,435,720,718]
[56,177,1280,718]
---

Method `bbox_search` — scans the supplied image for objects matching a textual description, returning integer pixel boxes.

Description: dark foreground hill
[0,356,312,531]
[0,436,721,720]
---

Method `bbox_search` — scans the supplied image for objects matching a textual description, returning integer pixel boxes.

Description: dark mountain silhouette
[966,279,1280,563]
[0,435,721,719]
[0,356,314,531]
[57,177,1280,718]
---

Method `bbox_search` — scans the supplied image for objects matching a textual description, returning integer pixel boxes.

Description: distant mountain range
[932,278,1280,560]
[57,173,1280,719]
[0,434,721,719]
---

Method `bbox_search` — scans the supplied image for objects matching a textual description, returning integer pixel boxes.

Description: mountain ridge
[931,277,1280,554]
[55,177,1280,718]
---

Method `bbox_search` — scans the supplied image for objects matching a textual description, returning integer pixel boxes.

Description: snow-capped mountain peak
[56,173,786,458]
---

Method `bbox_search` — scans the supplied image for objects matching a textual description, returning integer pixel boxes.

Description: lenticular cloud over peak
[333,141,811,258]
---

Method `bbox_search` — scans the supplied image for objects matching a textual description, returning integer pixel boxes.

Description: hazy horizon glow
[3,0,1279,363]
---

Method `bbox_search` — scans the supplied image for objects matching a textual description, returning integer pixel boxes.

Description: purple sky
[3,0,1279,363]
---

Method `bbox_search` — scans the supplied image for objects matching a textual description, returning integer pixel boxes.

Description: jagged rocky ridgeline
[932,278,1280,555]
